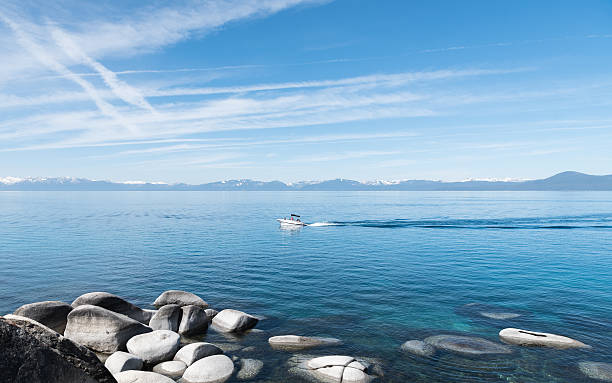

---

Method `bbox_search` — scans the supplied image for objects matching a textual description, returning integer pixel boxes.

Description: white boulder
[499,328,589,349]
[212,309,258,333]
[182,354,234,383]
[126,330,181,364]
[64,305,152,353]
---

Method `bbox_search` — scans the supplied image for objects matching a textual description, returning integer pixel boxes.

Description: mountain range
[1,172,611,191]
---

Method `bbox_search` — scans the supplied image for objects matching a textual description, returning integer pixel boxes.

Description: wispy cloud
[0,12,127,126]
[51,27,156,113]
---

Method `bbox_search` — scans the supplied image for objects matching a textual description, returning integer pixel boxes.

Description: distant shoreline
[2,171,612,191]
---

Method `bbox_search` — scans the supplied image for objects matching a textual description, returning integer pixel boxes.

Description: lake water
[1,191,611,382]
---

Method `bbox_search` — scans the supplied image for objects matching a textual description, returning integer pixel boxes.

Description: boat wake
[306,214,612,229]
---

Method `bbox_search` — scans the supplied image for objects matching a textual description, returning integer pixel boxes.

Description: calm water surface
[1,191,611,382]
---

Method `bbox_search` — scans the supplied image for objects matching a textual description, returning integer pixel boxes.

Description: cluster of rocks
[1,290,262,383]
[2,294,607,383]
[400,303,604,381]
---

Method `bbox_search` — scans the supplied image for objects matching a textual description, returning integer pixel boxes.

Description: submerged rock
[268,335,342,350]
[236,358,263,380]
[174,342,223,366]
[212,309,258,333]
[480,312,521,320]
[154,290,208,308]
[150,304,182,332]
[288,354,381,383]
[181,354,234,383]
[126,330,181,365]
[400,340,435,357]
[457,303,524,321]
[72,292,153,324]
[579,362,612,382]
[425,334,512,355]
[307,356,371,383]
[0,315,116,383]
[64,304,152,353]
[153,360,187,379]
[104,351,143,374]
[114,370,175,383]
[13,301,73,334]
[179,305,209,336]
[499,328,589,349]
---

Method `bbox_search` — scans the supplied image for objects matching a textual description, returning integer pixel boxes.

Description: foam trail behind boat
[308,222,342,227]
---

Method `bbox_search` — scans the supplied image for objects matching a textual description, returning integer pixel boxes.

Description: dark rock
[0,315,116,383]
[13,301,73,333]
[72,292,153,324]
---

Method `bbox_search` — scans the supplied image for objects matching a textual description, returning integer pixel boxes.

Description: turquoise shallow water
[1,191,611,382]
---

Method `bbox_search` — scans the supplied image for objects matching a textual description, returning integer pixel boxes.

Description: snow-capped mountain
[1,172,611,191]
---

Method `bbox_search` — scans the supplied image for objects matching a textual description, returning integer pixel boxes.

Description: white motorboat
[277,214,307,226]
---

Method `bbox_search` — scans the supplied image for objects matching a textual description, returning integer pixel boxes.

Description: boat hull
[277,219,307,226]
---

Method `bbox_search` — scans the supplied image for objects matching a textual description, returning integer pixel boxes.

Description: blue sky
[1,0,611,183]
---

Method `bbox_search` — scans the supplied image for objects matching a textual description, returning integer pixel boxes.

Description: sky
[1,0,611,183]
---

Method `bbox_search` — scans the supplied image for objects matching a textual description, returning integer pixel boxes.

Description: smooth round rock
[499,328,589,349]
[153,360,187,379]
[72,292,152,324]
[114,370,176,383]
[425,334,512,355]
[150,304,182,332]
[126,330,181,364]
[179,305,209,336]
[268,335,342,350]
[579,362,612,382]
[13,301,73,334]
[104,351,143,374]
[174,342,223,366]
[64,305,152,353]
[212,309,258,333]
[154,290,208,308]
[182,354,234,383]
[400,340,435,357]
[236,359,263,380]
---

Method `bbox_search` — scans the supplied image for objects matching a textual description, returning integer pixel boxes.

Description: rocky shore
[1,291,608,383]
